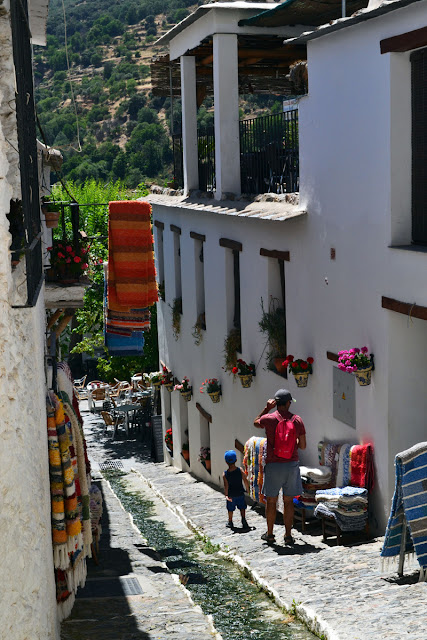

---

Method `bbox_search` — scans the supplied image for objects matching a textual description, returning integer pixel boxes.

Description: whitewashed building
[0,1,85,637]
[150,0,427,535]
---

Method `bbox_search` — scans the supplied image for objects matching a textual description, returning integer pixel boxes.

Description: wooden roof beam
[200,54,213,65]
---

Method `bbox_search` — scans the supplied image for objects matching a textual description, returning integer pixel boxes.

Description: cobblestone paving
[81,405,427,640]
[61,472,220,639]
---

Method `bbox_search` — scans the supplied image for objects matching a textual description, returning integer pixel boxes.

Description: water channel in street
[106,471,316,640]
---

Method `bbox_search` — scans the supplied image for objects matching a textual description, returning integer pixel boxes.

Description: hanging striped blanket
[243,437,267,504]
[381,442,427,573]
[108,200,158,312]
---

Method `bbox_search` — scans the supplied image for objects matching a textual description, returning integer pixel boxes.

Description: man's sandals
[261,532,275,544]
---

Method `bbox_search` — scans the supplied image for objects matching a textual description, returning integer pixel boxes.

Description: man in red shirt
[254,389,306,544]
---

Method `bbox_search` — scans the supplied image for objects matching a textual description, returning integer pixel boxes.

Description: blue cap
[224,450,237,463]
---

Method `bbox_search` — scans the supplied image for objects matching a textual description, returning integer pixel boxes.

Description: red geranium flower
[287,355,294,362]
[66,245,73,253]
[74,256,82,263]
[232,366,238,374]
[292,362,298,369]
[307,357,314,364]
[301,361,308,370]
[282,359,289,368]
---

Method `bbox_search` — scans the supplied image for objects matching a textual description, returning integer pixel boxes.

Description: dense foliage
[51,179,159,380]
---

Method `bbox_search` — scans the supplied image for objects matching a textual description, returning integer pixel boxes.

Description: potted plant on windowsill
[198,446,211,472]
[223,328,241,373]
[200,378,221,403]
[192,312,206,346]
[161,366,174,391]
[174,376,192,401]
[165,428,173,456]
[232,359,256,388]
[170,297,182,340]
[41,197,60,228]
[47,240,89,284]
[258,297,287,375]
[284,355,314,387]
[181,442,190,462]
[338,347,373,386]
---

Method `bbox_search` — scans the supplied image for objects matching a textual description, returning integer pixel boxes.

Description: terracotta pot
[202,459,211,471]
[182,449,190,461]
[181,389,192,401]
[293,371,309,387]
[273,357,287,374]
[355,366,372,386]
[238,374,253,388]
[208,390,221,403]
[44,211,60,228]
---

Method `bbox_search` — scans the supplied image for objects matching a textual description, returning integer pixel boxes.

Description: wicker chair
[101,410,124,436]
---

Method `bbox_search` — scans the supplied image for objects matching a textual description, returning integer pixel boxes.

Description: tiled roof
[146,193,307,223]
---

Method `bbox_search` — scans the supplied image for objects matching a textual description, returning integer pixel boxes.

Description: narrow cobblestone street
[73,403,427,640]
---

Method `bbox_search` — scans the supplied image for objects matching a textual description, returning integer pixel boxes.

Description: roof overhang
[28,0,49,46]
[284,0,425,45]
[238,0,368,28]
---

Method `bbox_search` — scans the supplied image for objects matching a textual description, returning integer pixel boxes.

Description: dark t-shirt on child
[224,467,245,497]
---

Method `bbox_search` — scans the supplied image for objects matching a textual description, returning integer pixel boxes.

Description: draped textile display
[47,380,94,621]
[381,442,427,578]
[107,200,158,312]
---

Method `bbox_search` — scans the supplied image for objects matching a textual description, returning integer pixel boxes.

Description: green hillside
[34,0,281,188]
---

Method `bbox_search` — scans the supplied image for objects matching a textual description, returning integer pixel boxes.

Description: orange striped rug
[108,200,158,312]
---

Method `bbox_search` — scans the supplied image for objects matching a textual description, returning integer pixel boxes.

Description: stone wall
[0,8,59,640]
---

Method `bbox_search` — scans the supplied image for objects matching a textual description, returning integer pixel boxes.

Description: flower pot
[273,357,287,374]
[202,459,211,471]
[152,380,162,388]
[44,211,60,228]
[182,449,190,461]
[208,390,221,403]
[355,366,372,386]
[164,383,174,392]
[293,371,309,387]
[238,374,253,388]
[181,389,192,401]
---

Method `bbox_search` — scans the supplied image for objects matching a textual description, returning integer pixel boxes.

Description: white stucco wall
[0,8,59,639]
[153,1,427,534]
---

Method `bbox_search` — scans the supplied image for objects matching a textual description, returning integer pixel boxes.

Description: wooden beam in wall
[380,25,427,54]
[235,439,245,454]
[190,231,206,242]
[219,238,242,251]
[196,402,212,423]
[326,351,339,363]
[54,309,75,338]
[382,296,427,321]
[47,308,63,330]
[259,248,290,261]
[154,220,164,229]
[170,224,181,234]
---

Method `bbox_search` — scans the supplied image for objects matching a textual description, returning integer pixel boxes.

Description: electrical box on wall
[333,366,356,428]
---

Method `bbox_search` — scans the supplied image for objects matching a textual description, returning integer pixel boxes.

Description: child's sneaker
[241,518,249,530]
[226,521,234,529]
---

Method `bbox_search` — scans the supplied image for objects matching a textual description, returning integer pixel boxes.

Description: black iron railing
[172,110,299,195]
[172,133,184,190]
[10,0,43,307]
[198,126,215,192]
[240,110,299,195]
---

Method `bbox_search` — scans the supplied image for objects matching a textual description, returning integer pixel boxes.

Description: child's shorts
[227,495,247,512]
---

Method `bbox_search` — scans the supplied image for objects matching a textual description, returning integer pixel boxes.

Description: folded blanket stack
[381,442,427,579]
[294,465,333,513]
[314,486,369,531]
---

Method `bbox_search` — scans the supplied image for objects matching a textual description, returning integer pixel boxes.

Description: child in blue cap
[223,450,250,530]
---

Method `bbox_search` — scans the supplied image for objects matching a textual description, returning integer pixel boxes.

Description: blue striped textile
[381,442,427,567]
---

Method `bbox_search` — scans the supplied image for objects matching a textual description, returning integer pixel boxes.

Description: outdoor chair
[91,388,106,410]
[73,375,87,389]
[101,410,124,436]
[73,385,88,401]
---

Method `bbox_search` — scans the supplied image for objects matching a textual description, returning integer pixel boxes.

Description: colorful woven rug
[381,442,427,575]
[350,443,374,492]
[108,200,158,312]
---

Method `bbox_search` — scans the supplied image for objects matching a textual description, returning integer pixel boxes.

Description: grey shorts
[262,462,303,498]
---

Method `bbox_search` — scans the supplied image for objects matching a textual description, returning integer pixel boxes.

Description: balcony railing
[172,110,299,196]
[240,110,299,195]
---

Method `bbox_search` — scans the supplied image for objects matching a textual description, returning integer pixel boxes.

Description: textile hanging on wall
[103,270,145,355]
[107,200,158,312]
[381,442,427,578]
[47,388,93,621]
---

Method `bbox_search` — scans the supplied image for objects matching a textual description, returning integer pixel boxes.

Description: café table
[113,403,138,438]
